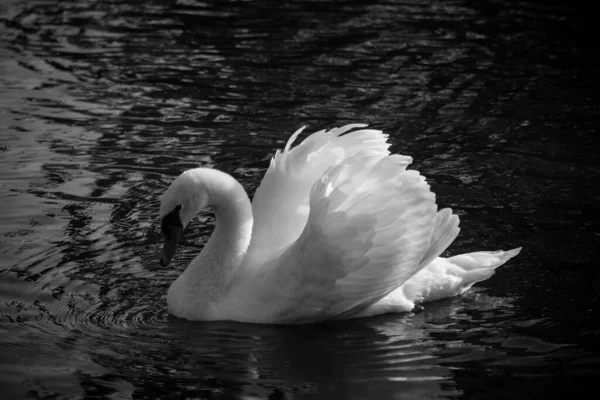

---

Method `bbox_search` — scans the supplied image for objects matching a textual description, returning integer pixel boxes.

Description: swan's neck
[203,172,253,281]
[169,169,253,316]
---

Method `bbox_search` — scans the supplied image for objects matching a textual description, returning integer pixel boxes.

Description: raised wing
[248,125,391,256]
[258,150,460,322]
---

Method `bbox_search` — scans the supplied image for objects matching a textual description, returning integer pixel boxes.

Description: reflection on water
[1,0,598,398]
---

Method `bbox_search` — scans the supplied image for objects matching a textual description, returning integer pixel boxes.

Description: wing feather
[241,124,464,323]
[264,153,441,322]
[418,208,460,269]
[248,125,391,255]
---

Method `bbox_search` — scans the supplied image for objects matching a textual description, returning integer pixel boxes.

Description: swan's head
[159,169,211,267]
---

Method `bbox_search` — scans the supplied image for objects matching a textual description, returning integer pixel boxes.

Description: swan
[159,124,521,323]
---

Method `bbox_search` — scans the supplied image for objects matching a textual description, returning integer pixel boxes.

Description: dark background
[1,0,598,398]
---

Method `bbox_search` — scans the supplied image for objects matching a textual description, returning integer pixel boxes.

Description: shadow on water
[1,0,599,398]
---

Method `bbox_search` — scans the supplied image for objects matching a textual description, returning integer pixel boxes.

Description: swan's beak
[160,225,182,267]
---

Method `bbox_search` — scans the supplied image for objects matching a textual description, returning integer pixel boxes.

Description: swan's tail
[447,247,522,288]
[398,247,522,307]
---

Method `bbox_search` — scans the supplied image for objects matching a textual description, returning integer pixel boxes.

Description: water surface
[1,0,599,398]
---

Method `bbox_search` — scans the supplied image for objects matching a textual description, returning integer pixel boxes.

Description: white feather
[160,124,522,323]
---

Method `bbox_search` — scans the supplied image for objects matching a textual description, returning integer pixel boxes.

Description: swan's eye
[161,205,183,237]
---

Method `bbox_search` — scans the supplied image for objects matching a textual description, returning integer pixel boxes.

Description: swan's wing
[249,124,391,254]
[259,152,460,322]
[418,208,460,268]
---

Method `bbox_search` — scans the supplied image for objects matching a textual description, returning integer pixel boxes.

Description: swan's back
[225,125,461,323]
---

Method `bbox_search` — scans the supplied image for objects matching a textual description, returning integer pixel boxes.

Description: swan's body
[159,124,521,323]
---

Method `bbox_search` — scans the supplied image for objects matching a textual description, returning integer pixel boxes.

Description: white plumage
[159,124,521,323]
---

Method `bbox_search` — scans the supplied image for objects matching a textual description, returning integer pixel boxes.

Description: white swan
[159,124,521,323]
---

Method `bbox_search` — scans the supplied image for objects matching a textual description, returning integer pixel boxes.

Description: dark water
[1,0,599,398]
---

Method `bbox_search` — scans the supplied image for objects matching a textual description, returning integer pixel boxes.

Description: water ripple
[1,0,599,398]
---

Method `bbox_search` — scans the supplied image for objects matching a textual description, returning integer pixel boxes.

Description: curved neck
[204,171,254,274]
[178,169,253,303]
